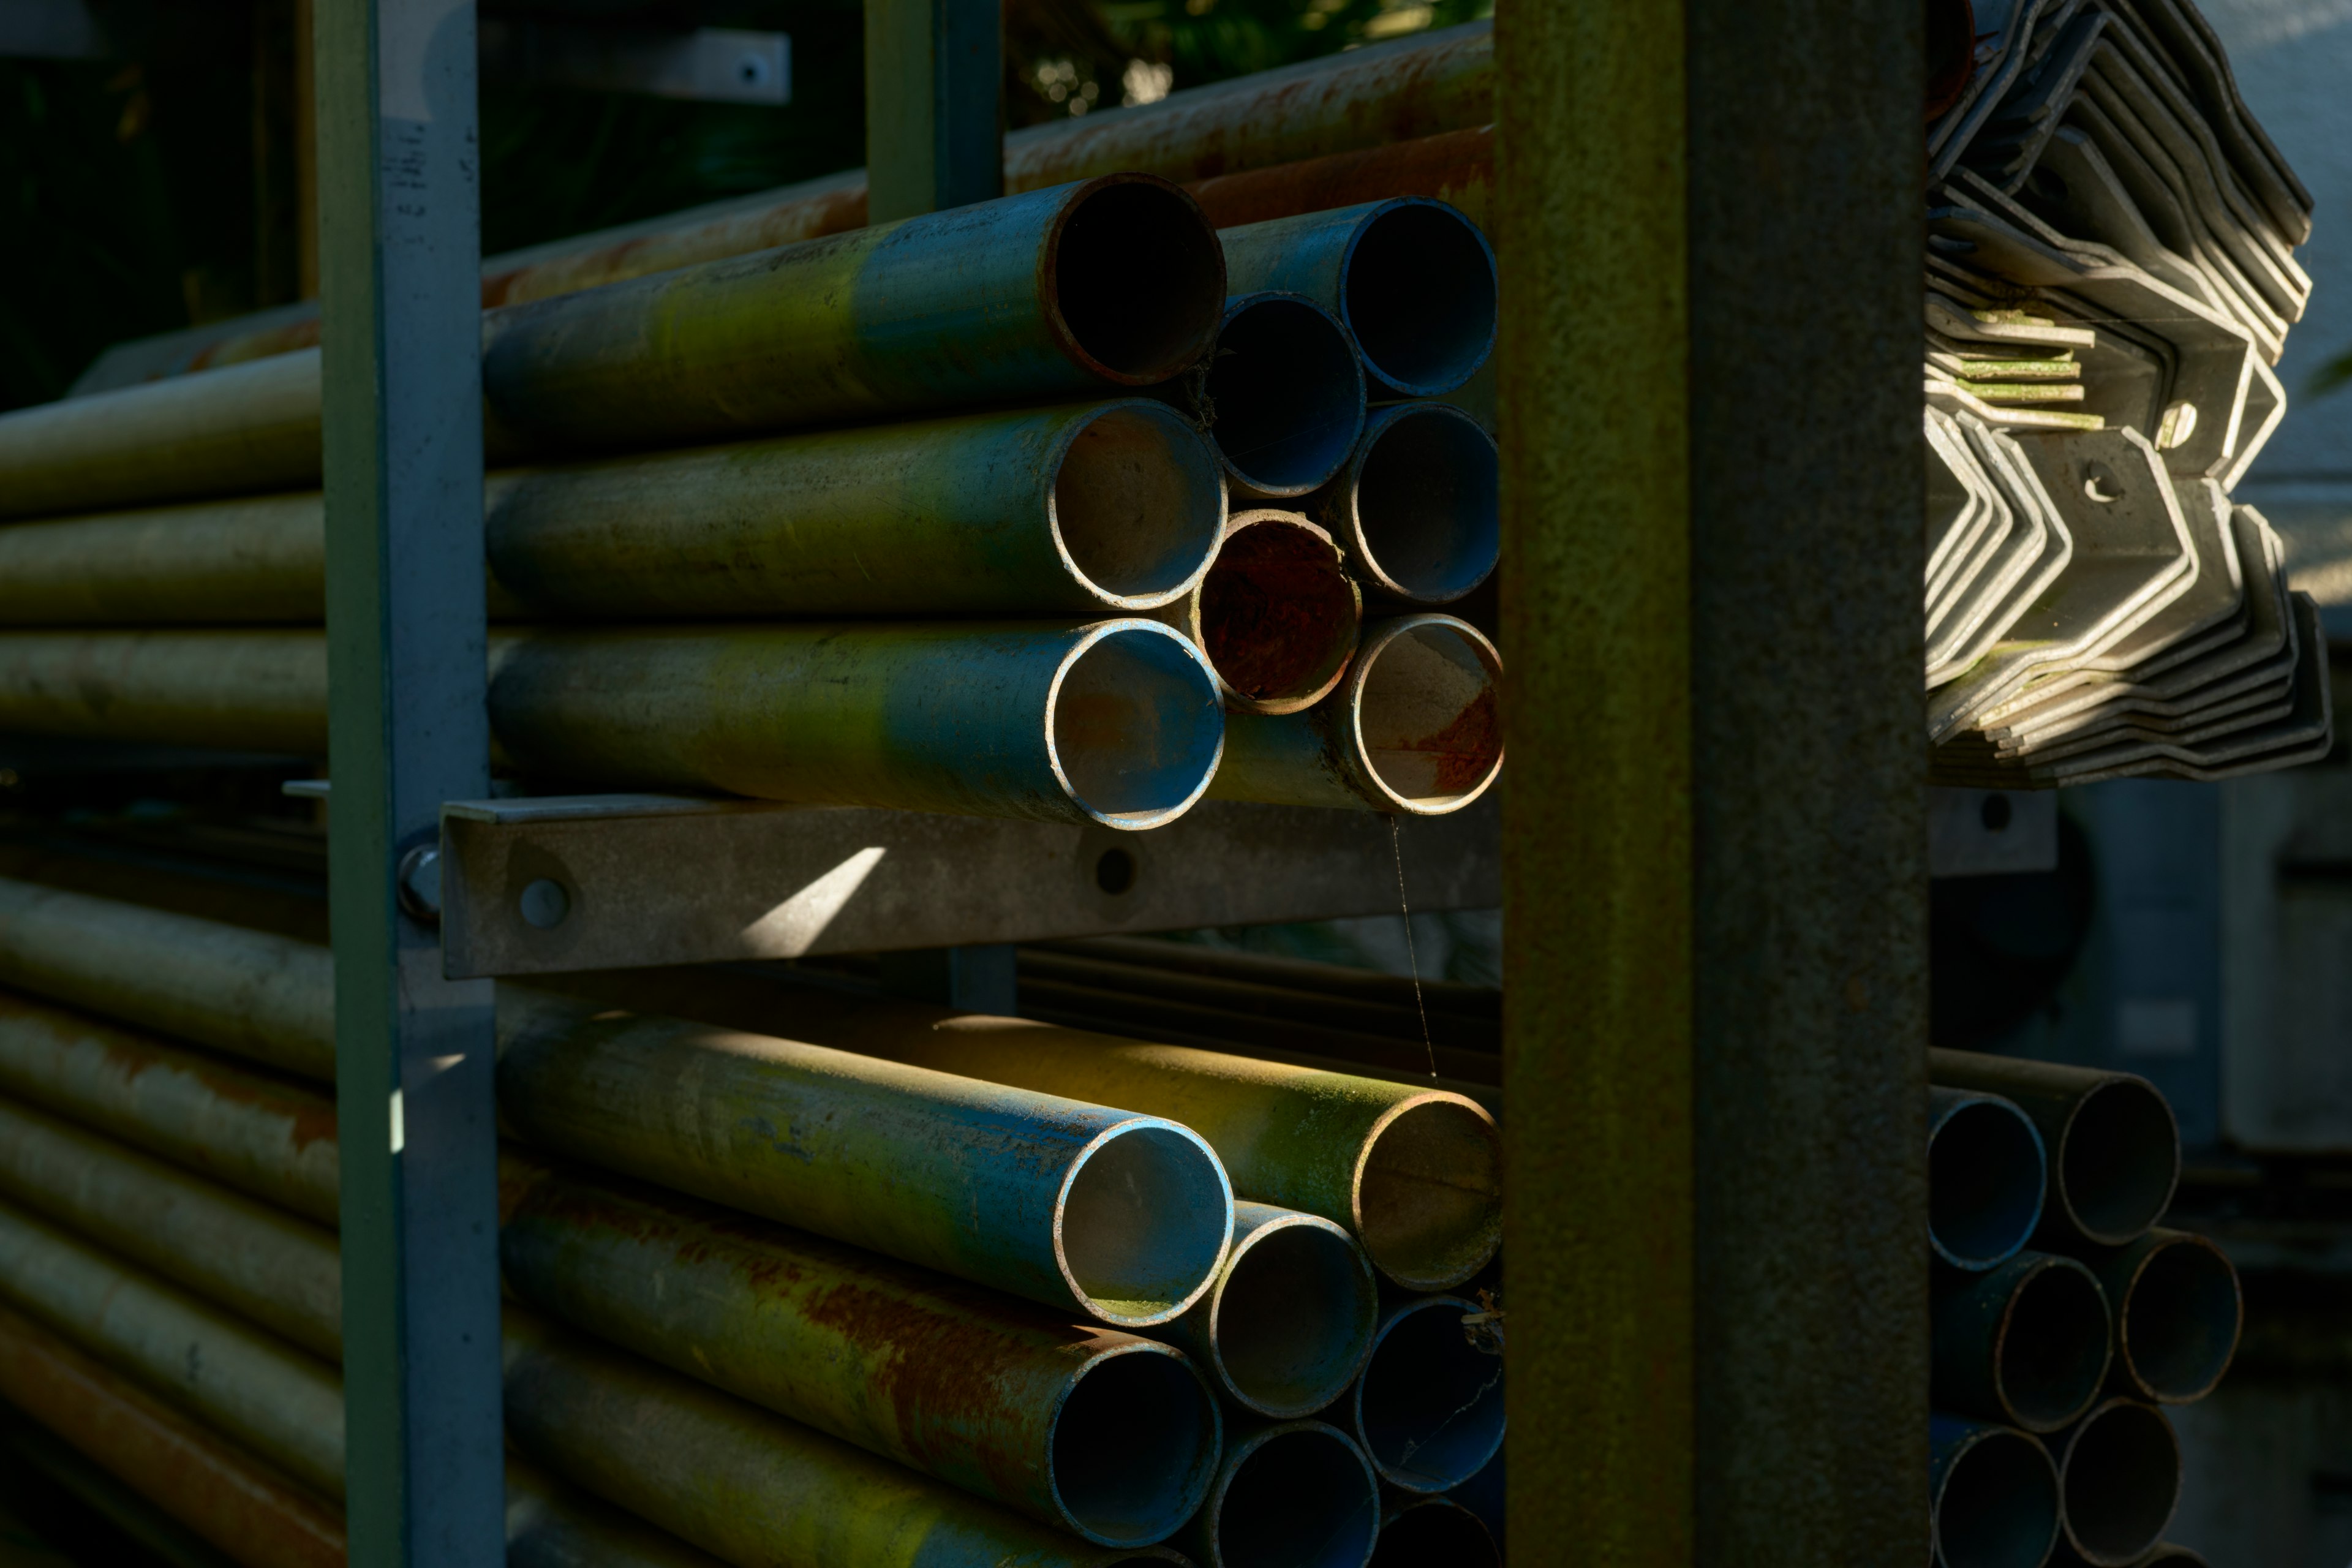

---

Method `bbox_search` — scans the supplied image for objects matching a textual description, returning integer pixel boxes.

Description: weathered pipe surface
[0,631,330,757]
[2052,1400,2180,1567]
[508,1453,736,1568]
[1931,1050,2180,1248]
[0,491,325,625]
[481,176,1225,456]
[1153,510,1361,716]
[1929,1416,2060,1568]
[1210,615,1502,815]
[1189,126,1494,235]
[1311,403,1499,605]
[1144,1200,1377,1419]
[1932,1252,2113,1434]
[0,1093,340,1359]
[497,986,1233,1326]
[1167,294,1364,500]
[1174,1419,1379,1568]
[0,1196,344,1498]
[499,1148,1223,1545]
[488,620,1226,830]
[560,976,1502,1291]
[1368,1497,1498,1568]
[503,1305,1197,1568]
[2077,1229,2241,1405]
[1930,1087,2048,1271]
[0,1302,344,1568]
[0,989,338,1224]
[1350,1294,1505,1494]
[1218,200,1496,399]
[0,878,334,1081]
[1449,1449,1503,1552]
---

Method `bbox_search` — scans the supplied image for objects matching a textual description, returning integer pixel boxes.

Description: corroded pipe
[1929,1415,2060,1568]
[1311,403,1499,605]
[1208,615,1503,815]
[499,1148,1222,1544]
[1173,1419,1379,1568]
[1152,510,1361,715]
[1189,126,1494,233]
[497,986,1233,1326]
[2052,1400,2180,1567]
[1219,200,1496,399]
[1932,1252,2113,1434]
[1169,294,1364,500]
[1930,1087,2048,1271]
[1930,1050,2180,1248]
[1145,1200,1377,1419]
[2078,1229,2241,1405]
[1369,1497,1498,1568]
[1350,1294,1506,1494]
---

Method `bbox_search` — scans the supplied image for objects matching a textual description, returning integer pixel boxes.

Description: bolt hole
[1980,793,2013,833]
[2082,461,2122,504]
[519,878,572,930]
[1095,848,1137,895]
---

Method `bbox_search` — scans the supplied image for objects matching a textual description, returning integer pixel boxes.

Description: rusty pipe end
[2057,1400,2180,1567]
[1984,1254,2112,1434]
[1189,511,1362,716]
[1200,293,1366,498]
[1049,402,1229,612]
[1337,198,1497,399]
[1049,1341,1224,1545]
[1190,1420,1381,1568]
[2051,1077,2179,1248]
[1202,1204,1378,1419]
[1930,1416,2060,1568]
[1929,1088,2048,1270]
[1352,1295,1506,1493]
[1354,1091,1501,1289]
[1325,402,1498,605]
[1054,1116,1234,1327]
[2114,1232,2241,1404]
[1044,620,1227,832]
[1344,616,1503,816]
[1043,176,1229,386]
[1371,1498,1499,1568]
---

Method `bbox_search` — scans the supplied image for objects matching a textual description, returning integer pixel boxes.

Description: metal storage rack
[320,3,1930,1565]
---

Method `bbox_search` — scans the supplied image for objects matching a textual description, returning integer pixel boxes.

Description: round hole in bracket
[1981,793,2013,833]
[2082,461,2122,504]
[519,878,572,930]
[1095,848,1137,896]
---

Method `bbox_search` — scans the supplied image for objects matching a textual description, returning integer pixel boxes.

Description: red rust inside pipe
[1199,524,1359,702]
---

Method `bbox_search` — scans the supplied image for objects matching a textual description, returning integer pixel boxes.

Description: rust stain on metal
[1189,125,1494,233]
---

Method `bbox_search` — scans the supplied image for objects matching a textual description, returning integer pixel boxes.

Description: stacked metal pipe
[1926,1049,2237,1568]
[1920,0,2333,784]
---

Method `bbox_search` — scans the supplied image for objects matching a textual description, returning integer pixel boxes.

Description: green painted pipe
[507,1455,733,1568]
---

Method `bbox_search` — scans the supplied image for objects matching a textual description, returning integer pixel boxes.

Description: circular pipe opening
[1204,1423,1380,1568]
[1196,512,1361,715]
[1050,1345,1223,1545]
[1355,1094,1501,1289]
[1934,1425,2060,1568]
[1370,1500,1499,1568]
[1199,294,1366,497]
[1332,404,1499,603]
[2060,1401,2181,1566]
[2058,1079,2179,1245]
[1996,1257,2112,1433]
[1050,179,1227,383]
[1210,1210,1378,1417]
[1048,622,1226,831]
[2120,1235,2242,1403]
[1349,617,1504,816]
[1930,1092,2048,1269]
[1340,200,1498,398]
[1354,1295,1507,1491]
[1052,403,1227,609]
[1055,1119,1232,1325]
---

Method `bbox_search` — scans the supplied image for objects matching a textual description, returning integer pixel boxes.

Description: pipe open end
[1048,622,1226,831]
[2060,1401,2181,1566]
[1203,1423,1381,1568]
[1056,1118,1233,1326]
[1336,404,1499,603]
[1197,512,1362,715]
[1354,1296,1506,1492]
[1354,1093,1501,1289]
[1201,294,1366,497]
[1370,1500,1499,1568]
[1052,404,1228,610]
[1350,617,1503,815]
[2058,1078,2179,1245]
[1050,1345,1223,1545]
[2121,1235,2242,1403]
[1997,1257,2111,1433]
[1050,179,1227,384]
[1929,1092,2047,1270]
[1210,1212,1379,1417]
[1341,200,1498,398]
[1934,1425,2061,1568]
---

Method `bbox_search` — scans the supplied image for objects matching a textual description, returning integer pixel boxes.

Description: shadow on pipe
[1180,295,1366,500]
[1929,1416,2060,1568]
[1933,1253,2113,1433]
[1368,1497,1497,1568]
[1158,511,1362,716]
[1929,1087,2048,1270]
[1929,1051,2180,1248]
[1149,1201,1378,1419]
[1351,1295,1504,1493]
[2081,1229,2241,1405]
[1316,404,1499,606]
[2054,1400,2180,1567]
[1177,1419,1380,1568]
[1449,1448,1502,1551]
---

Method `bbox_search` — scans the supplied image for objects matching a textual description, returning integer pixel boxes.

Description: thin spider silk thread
[1390,816,1438,1080]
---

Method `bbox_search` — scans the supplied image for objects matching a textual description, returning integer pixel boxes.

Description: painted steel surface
[1189,126,1494,234]
[1929,1415,2062,1568]
[1173,293,1365,500]
[2075,1229,2242,1404]
[1172,1417,1378,1568]
[1929,1087,2051,1271]
[1932,1252,2115,1433]
[1350,1294,1506,1493]
[1932,1049,2182,1247]
[1313,403,1500,605]
[0,631,331,758]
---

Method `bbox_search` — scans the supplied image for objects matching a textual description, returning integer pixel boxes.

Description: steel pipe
[2078,1229,2241,1405]
[2052,1400,2180,1567]
[1350,1294,1506,1493]
[0,1302,344,1568]
[1172,294,1365,500]
[1152,510,1361,716]
[0,492,323,626]
[1931,1088,2049,1271]
[1044,937,1499,1022]
[1932,1252,2113,1434]
[2127,1548,2206,1566]
[1173,1419,1379,1568]
[1219,201,1496,399]
[497,986,1232,1326]
[1368,1498,1498,1568]
[1145,1200,1377,1419]
[502,1305,1196,1568]
[0,631,329,757]
[1312,404,1499,605]
[499,1148,1222,1545]
[1929,1417,2061,1568]
[507,1455,734,1568]
[1930,1050,2180,1248]
[1449,1449,1503,1551]
[1208,615,1502,815]
[1190,127,1494,235]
